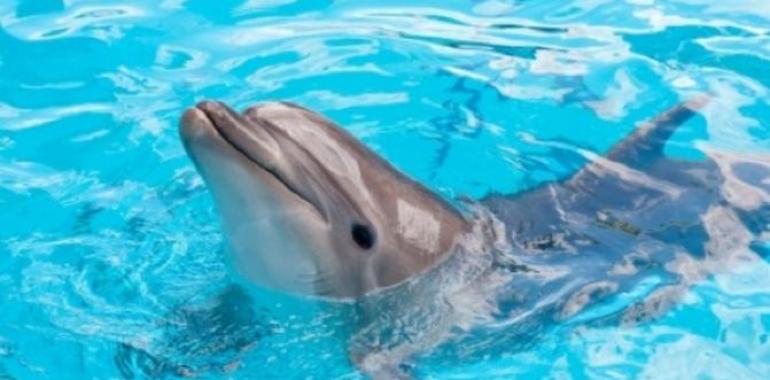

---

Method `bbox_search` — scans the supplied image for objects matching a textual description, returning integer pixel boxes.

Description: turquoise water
[2,0,770,379]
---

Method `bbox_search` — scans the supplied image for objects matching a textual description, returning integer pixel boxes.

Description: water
[1,0,770,378]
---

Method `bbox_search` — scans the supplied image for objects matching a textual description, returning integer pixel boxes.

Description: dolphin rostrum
[180,96,769,378]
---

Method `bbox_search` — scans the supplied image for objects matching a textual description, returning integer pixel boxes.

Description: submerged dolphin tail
[605,95,710,168]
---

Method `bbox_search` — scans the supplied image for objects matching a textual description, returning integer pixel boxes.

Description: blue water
[1,0,770,379]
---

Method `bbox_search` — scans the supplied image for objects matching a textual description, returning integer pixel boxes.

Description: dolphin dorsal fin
[605,95,710,168]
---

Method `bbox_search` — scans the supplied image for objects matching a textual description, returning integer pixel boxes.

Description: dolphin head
[180,101,470,298]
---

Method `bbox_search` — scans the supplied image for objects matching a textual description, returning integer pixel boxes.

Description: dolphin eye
[351,223,375,250]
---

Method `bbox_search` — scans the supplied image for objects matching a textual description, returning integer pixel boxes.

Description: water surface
[1,0,770,379]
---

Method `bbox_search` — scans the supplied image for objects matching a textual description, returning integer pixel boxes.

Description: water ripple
[1,0,769,379]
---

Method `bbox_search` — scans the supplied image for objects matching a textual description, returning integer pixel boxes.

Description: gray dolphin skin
[180,101,470,298]
[180,96,769,379]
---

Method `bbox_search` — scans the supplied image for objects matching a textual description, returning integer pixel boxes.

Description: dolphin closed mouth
[182,101,325,219]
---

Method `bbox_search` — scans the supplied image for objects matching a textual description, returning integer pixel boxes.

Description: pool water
[1,0,770,379]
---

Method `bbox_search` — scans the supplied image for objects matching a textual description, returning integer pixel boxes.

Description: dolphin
[179,96,770,378]
[180,101,470,298]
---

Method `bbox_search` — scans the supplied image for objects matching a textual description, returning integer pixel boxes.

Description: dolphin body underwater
[180,97,770,378]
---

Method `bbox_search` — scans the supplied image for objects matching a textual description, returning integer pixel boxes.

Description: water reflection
[0,0,769,378]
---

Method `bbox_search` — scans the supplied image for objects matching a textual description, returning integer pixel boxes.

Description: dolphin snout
[179,100,248,152]
[189,100,284,174]
[195,100,231,116]
[179,106,217,146]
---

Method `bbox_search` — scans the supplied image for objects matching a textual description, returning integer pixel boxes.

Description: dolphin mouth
[183,101,325,219]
